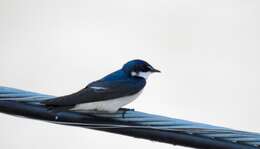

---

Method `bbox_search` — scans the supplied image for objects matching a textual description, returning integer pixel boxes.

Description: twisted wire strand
[0,86,260,148]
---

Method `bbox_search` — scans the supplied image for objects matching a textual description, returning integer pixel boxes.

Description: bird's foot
[119,108,135,118]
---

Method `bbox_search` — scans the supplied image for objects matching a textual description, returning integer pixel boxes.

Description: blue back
[100,70,129,81]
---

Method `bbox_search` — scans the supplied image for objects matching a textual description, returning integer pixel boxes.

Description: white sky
[0,0,260,149]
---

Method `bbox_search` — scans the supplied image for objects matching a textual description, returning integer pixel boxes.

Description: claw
[119,108,135,118]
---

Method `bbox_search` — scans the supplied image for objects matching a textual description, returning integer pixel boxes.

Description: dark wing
[42,78,146,106]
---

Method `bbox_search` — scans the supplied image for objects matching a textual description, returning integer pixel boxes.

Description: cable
[0,86,259,149]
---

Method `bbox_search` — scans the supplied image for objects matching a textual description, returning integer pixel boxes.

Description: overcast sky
[0,0,260,149]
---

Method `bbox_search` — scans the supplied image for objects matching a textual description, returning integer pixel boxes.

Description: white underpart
[71,90,143,113]
[131,71,151,80]
[137,72,151,80]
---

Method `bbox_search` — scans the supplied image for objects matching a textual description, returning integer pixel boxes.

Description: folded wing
[42,78,146,107]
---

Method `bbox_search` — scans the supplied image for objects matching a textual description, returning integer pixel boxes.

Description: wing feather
[42,78,145,106]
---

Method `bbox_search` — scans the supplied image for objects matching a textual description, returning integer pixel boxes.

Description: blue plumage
[100,70,128,81]
[42,59,160,112]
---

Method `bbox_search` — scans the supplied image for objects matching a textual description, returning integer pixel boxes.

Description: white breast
[71,90,143,113]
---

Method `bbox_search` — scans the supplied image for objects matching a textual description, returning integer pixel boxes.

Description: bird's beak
[150,68,161,73]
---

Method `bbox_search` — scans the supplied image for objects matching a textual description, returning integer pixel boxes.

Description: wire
[0,86,259,149]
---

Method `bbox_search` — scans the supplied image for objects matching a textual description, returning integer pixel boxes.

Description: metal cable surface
[0,86,259,149]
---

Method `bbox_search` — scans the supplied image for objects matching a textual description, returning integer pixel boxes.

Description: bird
[41,59,160,113]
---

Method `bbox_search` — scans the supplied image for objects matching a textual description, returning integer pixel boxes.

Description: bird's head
[122,59,160,79]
